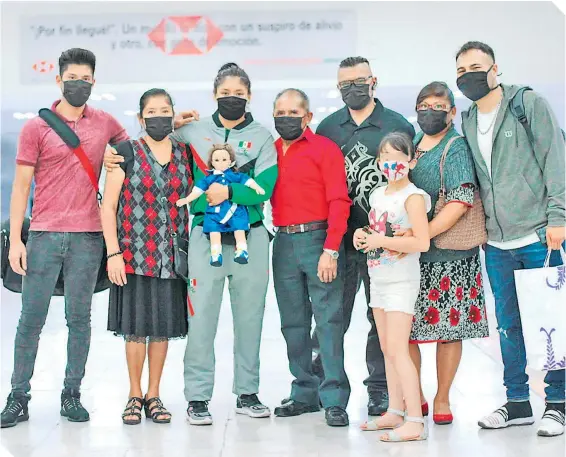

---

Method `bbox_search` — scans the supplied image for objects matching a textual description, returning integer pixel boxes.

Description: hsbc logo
[148,16,224,55]
[32,61,55,73]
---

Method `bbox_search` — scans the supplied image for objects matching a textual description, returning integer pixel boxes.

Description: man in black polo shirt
[315,56,415,416]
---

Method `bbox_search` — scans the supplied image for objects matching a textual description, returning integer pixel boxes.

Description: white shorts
[369,262,421,314]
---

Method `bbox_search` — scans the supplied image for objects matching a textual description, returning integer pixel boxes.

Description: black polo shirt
[316,98,415,233]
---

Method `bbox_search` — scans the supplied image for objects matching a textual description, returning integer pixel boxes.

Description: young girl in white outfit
[354,132,431,443]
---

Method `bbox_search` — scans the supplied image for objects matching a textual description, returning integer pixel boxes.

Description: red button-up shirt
[271,127,351,251]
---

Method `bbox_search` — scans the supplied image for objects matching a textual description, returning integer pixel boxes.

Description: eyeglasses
[337,76,372,90]
[416,102,452,112]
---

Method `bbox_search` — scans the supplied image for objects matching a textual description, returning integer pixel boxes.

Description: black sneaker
[274,400,320,417]
[1,393,30,428]
[187,401,213,426]
[60,390,90,422]
[236,394,271,418]
[325,406,349,427]
[478,401,534,429]
[368,391,389,416]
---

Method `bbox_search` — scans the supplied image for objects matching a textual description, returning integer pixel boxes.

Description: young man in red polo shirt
[270,89,352,427]
[1,48,129,428]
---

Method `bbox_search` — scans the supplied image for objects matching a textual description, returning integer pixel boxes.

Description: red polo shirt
[271,127,351,251]
[16,100,128,232]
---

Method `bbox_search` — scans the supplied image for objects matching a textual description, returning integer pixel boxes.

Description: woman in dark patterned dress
[402,82,489,425]
[101,89,191,425]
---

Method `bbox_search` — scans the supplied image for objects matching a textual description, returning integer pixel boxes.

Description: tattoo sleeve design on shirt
[344,141,387,215]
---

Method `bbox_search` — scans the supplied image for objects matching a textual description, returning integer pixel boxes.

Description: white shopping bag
[514,247,566,371]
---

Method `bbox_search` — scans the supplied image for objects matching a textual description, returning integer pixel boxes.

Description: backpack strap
[509,86,535,147]
[38,108,102,203]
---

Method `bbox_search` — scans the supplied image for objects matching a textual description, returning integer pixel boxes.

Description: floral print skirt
[410,254,489,343]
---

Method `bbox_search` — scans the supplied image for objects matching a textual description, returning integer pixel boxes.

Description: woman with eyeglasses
[396,82,489,425]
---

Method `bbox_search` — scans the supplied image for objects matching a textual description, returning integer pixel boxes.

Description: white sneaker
[187,401,213,426]
[235,394,271,418]
[478,403,534,429]
[537,408,565,437]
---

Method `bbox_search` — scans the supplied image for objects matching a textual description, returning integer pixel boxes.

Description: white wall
[1,1,564,95]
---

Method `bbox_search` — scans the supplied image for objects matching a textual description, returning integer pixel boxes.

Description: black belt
[276,221,327,234]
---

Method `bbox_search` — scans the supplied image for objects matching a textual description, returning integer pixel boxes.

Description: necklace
[415,146,428,161]
[477,100,502,135]
[415,134,445,160]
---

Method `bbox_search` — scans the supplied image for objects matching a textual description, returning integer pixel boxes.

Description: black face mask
[217,96,247,121]
[457,65,497,102]
[340,84,372,110]
[274,116,305,141]
[417,110,450,136]
[62,80,92,107]
[144,116,173,142]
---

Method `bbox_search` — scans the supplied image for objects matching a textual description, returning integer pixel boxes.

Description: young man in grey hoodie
[457,41,565,437]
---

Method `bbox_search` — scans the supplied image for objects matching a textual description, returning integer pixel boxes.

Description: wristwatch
[323,249,339,260]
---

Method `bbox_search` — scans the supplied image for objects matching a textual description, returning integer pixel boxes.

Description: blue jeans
[485,241,565,403]
[11,231,104,396]
[272,229,350,408]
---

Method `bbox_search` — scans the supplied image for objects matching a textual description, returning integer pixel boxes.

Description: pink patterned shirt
[16,100,128,232]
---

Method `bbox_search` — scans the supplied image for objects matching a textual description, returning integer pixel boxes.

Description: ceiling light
[311,118,320,125]
[102,93,116,101]
[328,107,338,113]
[24,113,37,119]
[13,112,25,120]
[453,90,464,99]
[90,94,102,101]
[317,107,327,113]
[124,110,137,116]
[326,90,339,99]
[407,116,418,124]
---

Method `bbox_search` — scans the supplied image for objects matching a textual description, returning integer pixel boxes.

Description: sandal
[380,416,428,442]
[144,396,172,424]
[122,397,144,425]
[361,408,405,431]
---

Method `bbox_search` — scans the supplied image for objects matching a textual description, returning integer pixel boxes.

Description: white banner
[20,11,356,84]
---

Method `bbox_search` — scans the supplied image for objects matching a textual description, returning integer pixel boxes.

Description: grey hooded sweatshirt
[461,84,565,243]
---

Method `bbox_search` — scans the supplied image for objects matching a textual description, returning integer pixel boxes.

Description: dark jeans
[11,231,104,396]
[273,230,350,408]
[485,241,565,403]
[312,241,386,394]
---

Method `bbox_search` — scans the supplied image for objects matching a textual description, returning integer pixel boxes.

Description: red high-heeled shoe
[422,402,429,417]
[433,412,453,425]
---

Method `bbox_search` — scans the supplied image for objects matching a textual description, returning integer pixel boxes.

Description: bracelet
[107,251,123,259]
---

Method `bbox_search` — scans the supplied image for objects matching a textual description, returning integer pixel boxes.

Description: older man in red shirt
[270,89,352,427]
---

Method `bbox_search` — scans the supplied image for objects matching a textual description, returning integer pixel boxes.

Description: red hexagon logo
[32,61,55,73]
[148,16,224,55]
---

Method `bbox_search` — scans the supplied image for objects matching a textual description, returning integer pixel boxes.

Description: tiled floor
[0,260,564,457]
